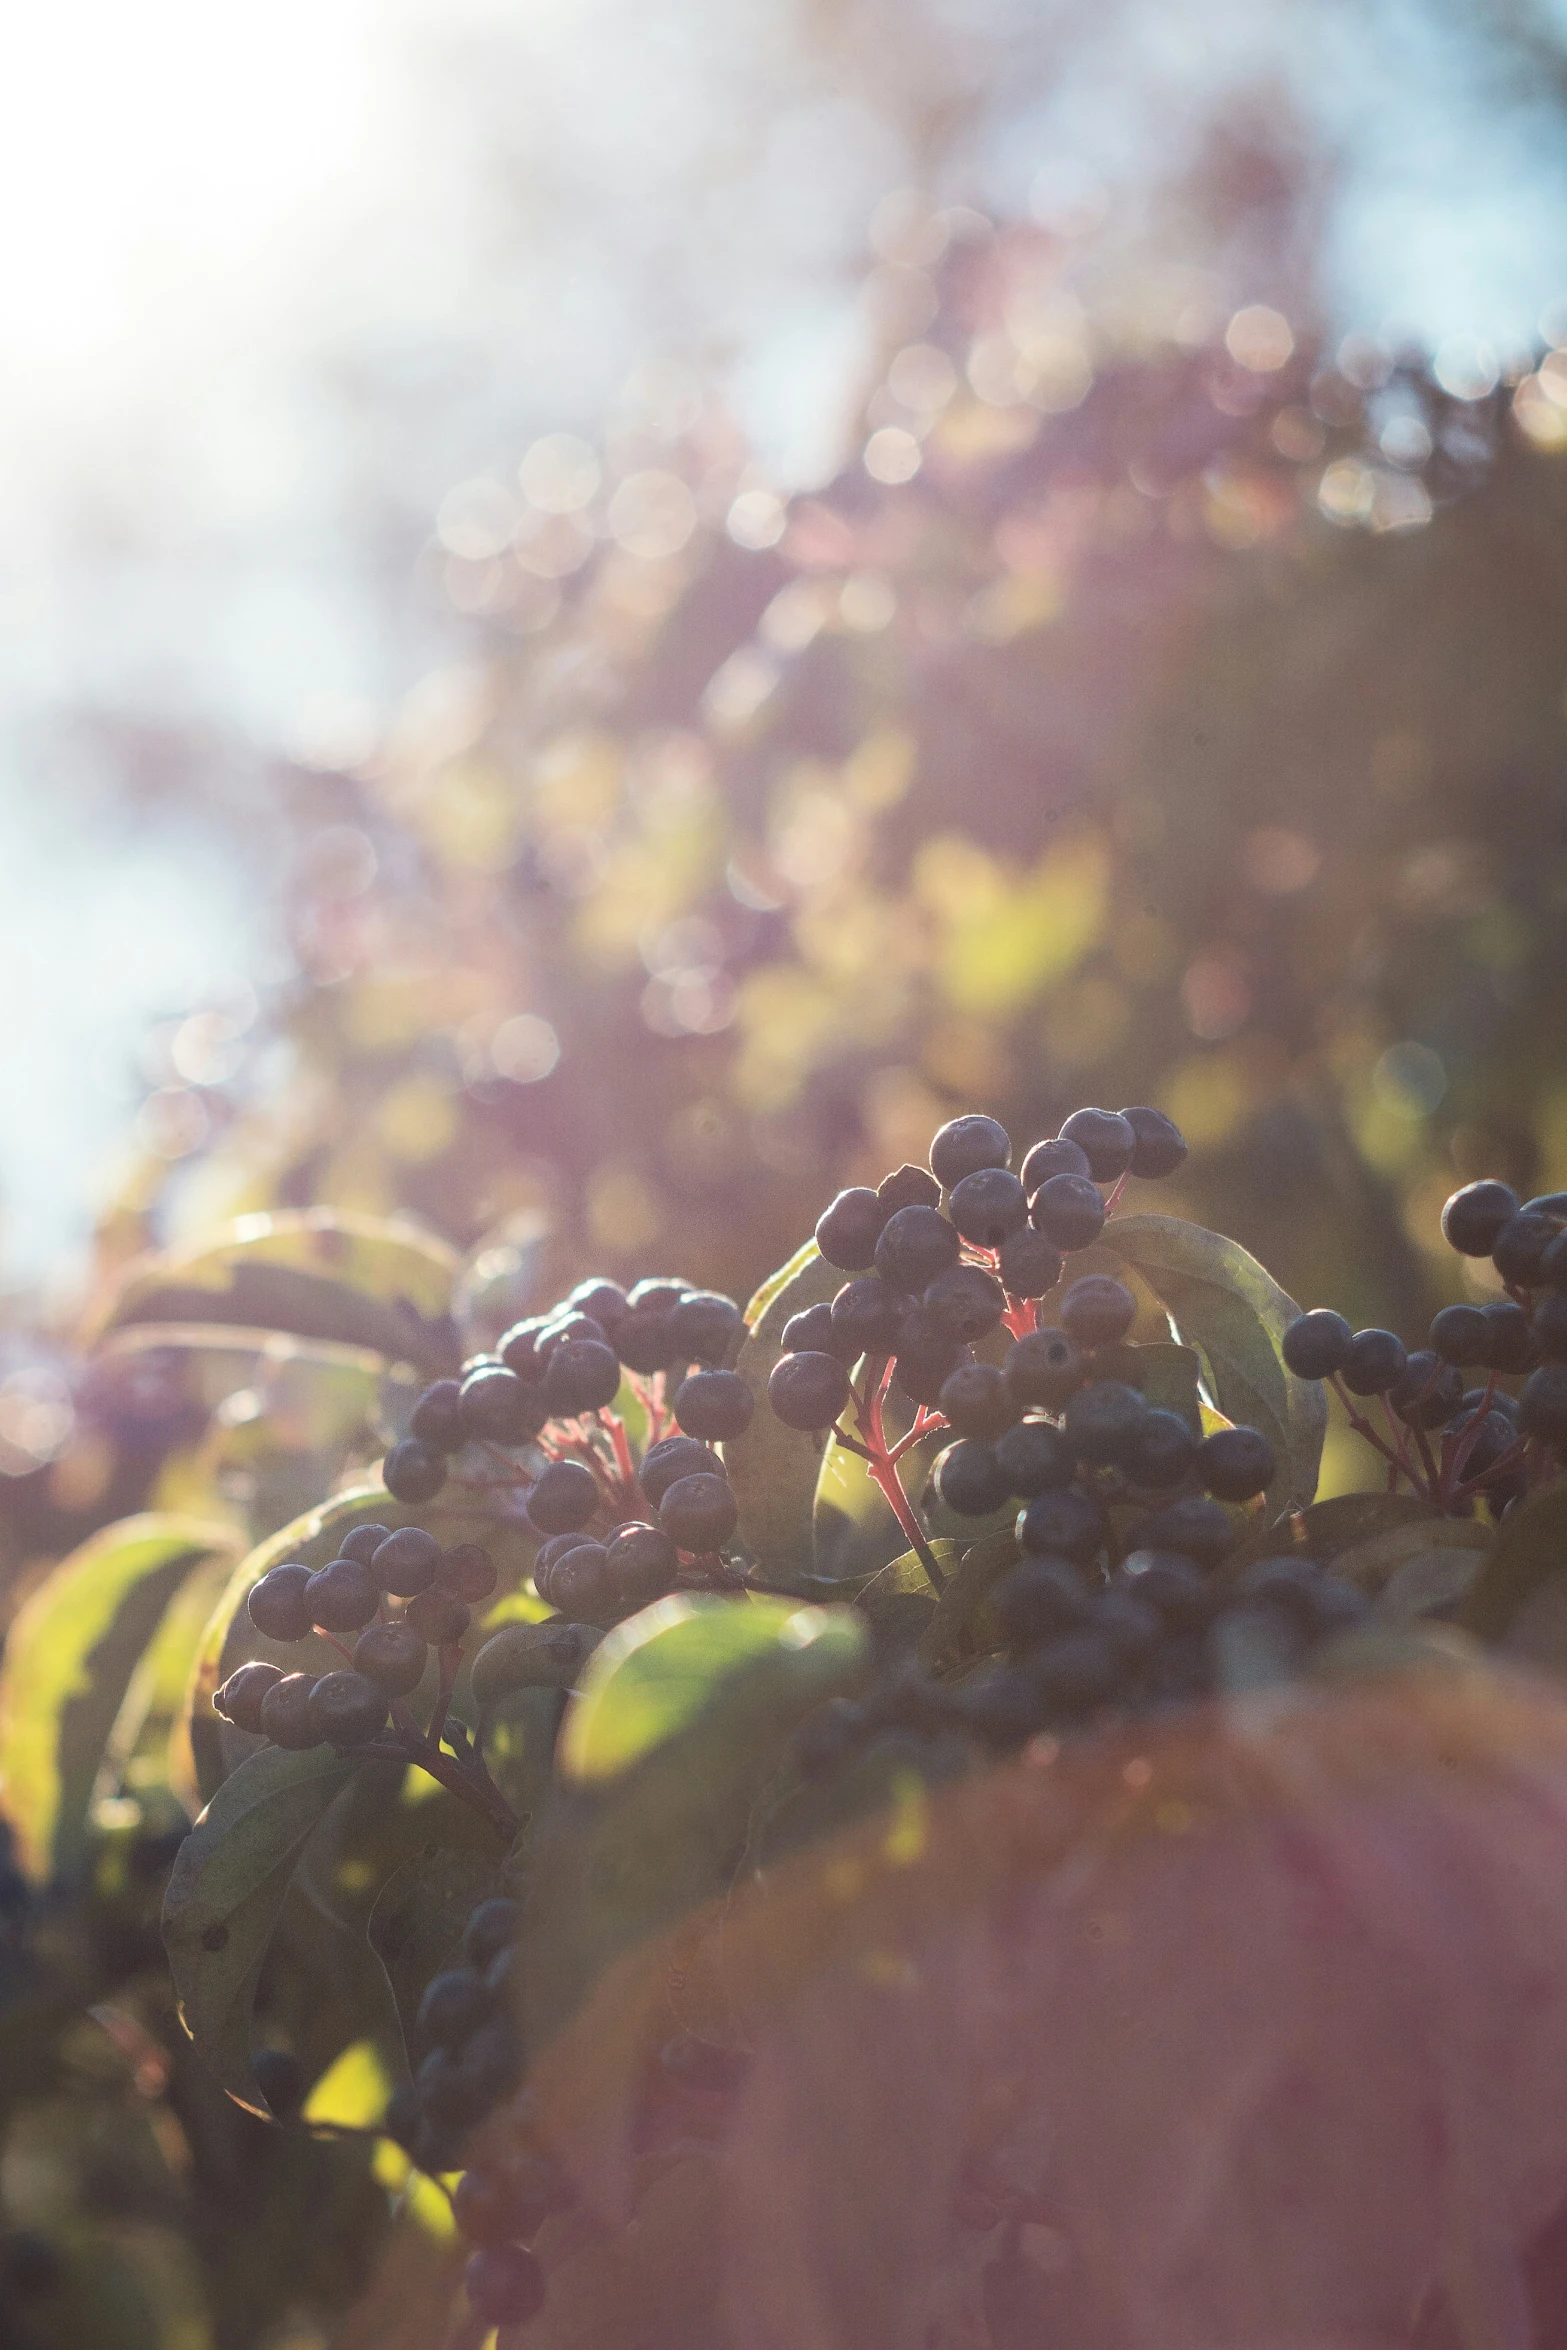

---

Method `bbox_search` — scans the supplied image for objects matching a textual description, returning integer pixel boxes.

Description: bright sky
[0,0,1562,1292]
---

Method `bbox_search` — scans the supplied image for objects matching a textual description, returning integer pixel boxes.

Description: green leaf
[813,1393,948,1584]
[1105,1213,1327,1512]
[88,1207,460,1376]
[917,1528,1021,1668]
[853,1543,953,1653]
[1093,1339,1206,1436]
[526,1605,870,2042]
[725,1241,843,1581]
[162,1742,358,2107]
[368,1846,504,2066]
[0,1513,241,1882]
[1461,1485,1567,1649]
[1331,1517,1492,1599]
[1221,1489,1437,1578]
[559,1593,867,1783]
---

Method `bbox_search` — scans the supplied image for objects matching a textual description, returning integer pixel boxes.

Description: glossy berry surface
[928,1114,1011,1188]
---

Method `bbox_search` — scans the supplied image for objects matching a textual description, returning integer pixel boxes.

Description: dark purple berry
[1057,1108,1136,1182]
[353,1622,428,1696]
[248,1564,313,1644]
[992,1418,1075,1494]
[405,1586,470,1644]
[929,1114,1011,1188]
[1429,1303,1489,1368]
[1063,1381,1149,1468]
[658,1472,739,1553]
[307,1670,389,1747]
[991,1556,1094,1648]
[673,1369,755,1441]
[1126,1496,1237,1568]
[1519,1364,1567,1443]
[544,1339,623,1418]
[417,1967,489,2050]
[383,1439,447,1505]
[922,1263,1006,1343]
[460,1366,542,1447]
[410,1379,466,1453]
[1441,1180,1519,1256]
[815,1188,885,1271]
[1281,1311,1354,1380]
[370,1527,443,1597]
[639,1435,720,1508]
[934,1440,1012,1517]
[463,1897,522,1967]
[874,1204,961,1292]
[1341,1328,1408,1396]
[946,1167,1028,1247]
[1493,1213,1559,1285]
[937,1362,1017,1441]
[768,1351,852,1431]
[1059,1275,1137,1349]
[877,1163,941,1214]
[601,1521,680,1612]
[1388,1351,1464,1429]
[1120,1106,1188,1179]
[439,1542,497,1602]
[1123,1409,1197,1488]
[1019,1135,1091,1192]
[214,1661,283,1733]
[259,1673,322,1749]
[338,1523,390,1565]
[829,1276,903,1357]
[1029,1173,1105,1253]
[1003,1328,1082,1411]
[996,1227,1063,1299]
[527,1459,600,1536]
[303,1557,378,1633]
[669,1291,745,1366]
[1016,1486,1107,1563]
[1196,1425,1276,1501]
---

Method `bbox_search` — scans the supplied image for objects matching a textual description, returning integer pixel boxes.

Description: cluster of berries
[384,1274,749,1510]
[215,1522,497,1753]
[380,1897,568,2329]
[802,1506,1373,1769]
[768,1106,1189,1435]
[1280,1178,1567,1515]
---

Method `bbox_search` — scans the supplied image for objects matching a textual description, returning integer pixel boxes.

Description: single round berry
[338,1522,390,1566]
[248,1564,313,1644]
[1120,1106,1188,1180]
[410,1379,467,1453]
[639,1434,720,1508]
[1542,1231,1567,1289]
[768,1350,852,1431]
[353,1622,428,1697]
[1441,1179,1519,1256]
[1534,1292,1567,1361]
[1482,1299,1538,1372]
[464,1896,523,1968]
[537,1313,607,1357]
[1429,1303,1490,1368]
[1019,1135,1091,1192]
[259,1672,322,1749]
[829,1275,903,1357]
[405,1586,470,1644]
[1058,1108,1136,1182]
[937,1361,1018,1442]
[215,1661,283,1734]
[252,2048,305,2119]
[780,1301,844,1358]
[1233,1556,1322,1621]
[1023,1628,1123,1713]
[601,1521,680,1612]
[438,1542,497,1603]
[1341,1328,1408,1397]
[383,1439,447,1505]
[627,1278,692,1314]
[417,1967,489,2050]
[934,1440,1013,1517]
[875,1204,961,1292]
[1492,1212,1559,1286]
[533,1530,598,1592]
[566,1277,630,1331]
[528,1459,600,1537]
[1016,1485,1107,1563]
[1126,1496,1237,1568]
[996,1227,1063,1300]
[417,2045,490,2127]
[460,2019,524,2107]
[1003,1327,1082,1411]
[498,1318,548,1379]
[1029,1173,1106,1253]
[544,1339,623,1419]
[890,1335,960,1408]
[371,1526,443,1597]
[460,1366,542,1447]
[1060,1275,1137,1350]
[922,1263,1006,1343]
[307,1669,389,1747]
[304,1557,379,1633]
[465,2244,545,2329]
[1196,1425,1276,1501]
[548,1544,614,1624]
[991,1556,1095,1649]
[1281,1310,1354,1380]
[1063,1381,1149,1469]
[669,1290,745,1366]
[613,1306,678,1376]
[673,1368,755,1442]
[877,1163,941,1214]
[1519,1364,1567,1444]
[1388,1350,1464,1429]
[947,1167,1028,1248]
[658,1472,739,1553]
[1091,1589,1161,1660]
[1117,1549,1210,1628]
[815,1188,886,1272]
[929,1114,1011,1188]
[992,1418,1075,1495]
[1123,1408,1197,1488]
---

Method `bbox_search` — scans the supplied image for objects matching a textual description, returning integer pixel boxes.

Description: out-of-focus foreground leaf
[526,1659,1567,2350]
[0,1513,241,1882]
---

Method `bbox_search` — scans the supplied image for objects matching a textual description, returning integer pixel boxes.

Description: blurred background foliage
[1,1,1567,2342]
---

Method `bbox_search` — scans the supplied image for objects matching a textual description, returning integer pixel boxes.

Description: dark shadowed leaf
[0,1512,241,1882]
[1462,1485,1567,1652]
[368,1844,505,2065]
[917,1527,1021,1667]
[1106,1212,1326,1512]
[163,1742,358,2108]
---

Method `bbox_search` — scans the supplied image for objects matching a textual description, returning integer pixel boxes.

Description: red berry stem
[853,1354,947,1593]
[1330,1374,1431,1500]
